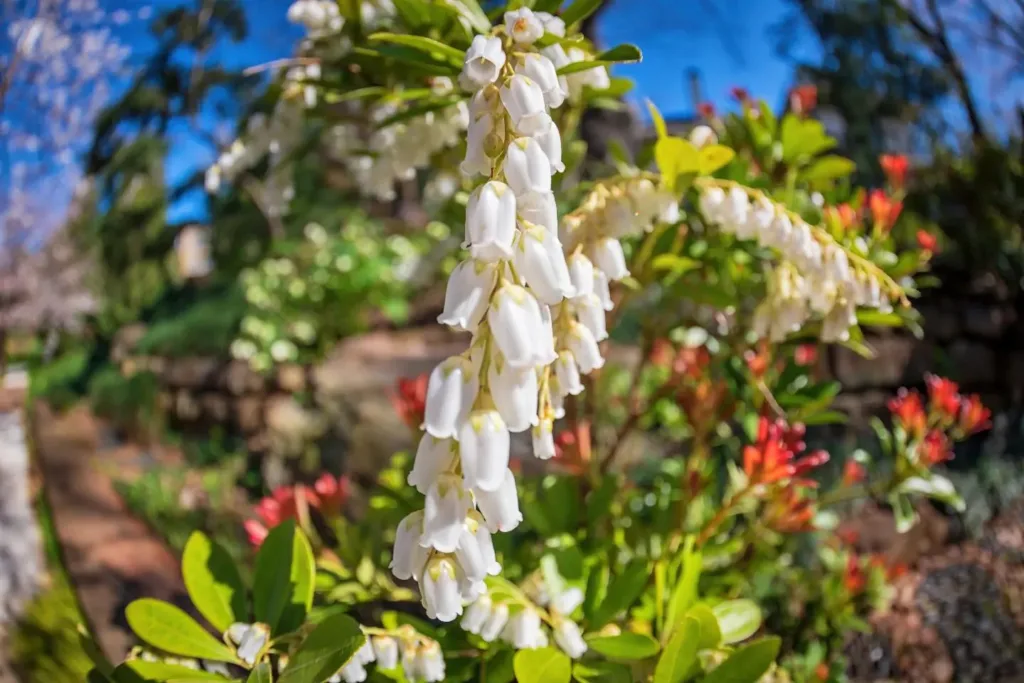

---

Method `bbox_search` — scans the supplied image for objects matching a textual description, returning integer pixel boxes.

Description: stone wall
[828,272,1024,424]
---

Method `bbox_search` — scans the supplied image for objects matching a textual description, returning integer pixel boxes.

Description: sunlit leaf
[124,599,237,663]
[513,647,571,683]
[586,632,661,660]
[702,637,781,683]
[182,531,247,633]
[278,613,366,683]
[653,616,700,683]
[711,599,762,644]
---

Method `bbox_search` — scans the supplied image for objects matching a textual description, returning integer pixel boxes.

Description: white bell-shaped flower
[744,196,774,241]
[500,75,552,137]
[821,299,856,343]
[355,639,376,666]
[535,11,566,37]
[699,186,726,224]
[567,321,605,373]
[488,282,546,369]
[480,602,510,642]
[503,137,552,196]
[488,359,539,433]
[593,269,614,311]
[574,293,608,341]
[438,258,496,332]
[555,351,584,396]
[471,514,501,575]
[550,386,566,419]
[459,573,488,603]
[551,587,585,616]
[462,594,492,634]
[508,608,545,649]
[338,659,367,683]
[424,356,476,439]
[505,7,544,44]
[421,474,472,553]
[533,418,556,460]
[458,406,510,491]
[515,223,575,306]
[568,252,595,297]
[518,190,559,231]
[590,237,629,281]
[461,35,506,89]
[535,119,566,173]
[466,181,516,262]
[390,510,426,580]
[462,106,495,177]
[515,53,565,109]
[537,304,558,365]
[722,187,750,228]
[419,642,446,683]
[455,524,489,583]
[553,618,587,658]
[372,636,399,670]
[474,468,523,532]
[409,434,453,494]
[421,556,463,622]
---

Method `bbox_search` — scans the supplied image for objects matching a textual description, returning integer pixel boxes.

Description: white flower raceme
[698,182,899,343]
[326,626,442,683]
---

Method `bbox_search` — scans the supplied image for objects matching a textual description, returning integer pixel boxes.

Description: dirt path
[30,403,186,661]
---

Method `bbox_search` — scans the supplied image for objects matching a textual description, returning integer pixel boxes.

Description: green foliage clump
[134,286,248,358]
[28,347,92,412]
[87,367,162,439]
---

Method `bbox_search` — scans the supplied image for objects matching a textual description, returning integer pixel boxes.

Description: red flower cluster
[925,374,961,420]
[244,474,350,547]
[886,377,990,467]
[392,374,428,431]
[888,388,927,438]
[743,417,829,485]
[842,460,866,486]
[868,190,903,232]
[789,84,817,115]
[916,229,938,253]
[879,154,909,189]
[765,485,817,533]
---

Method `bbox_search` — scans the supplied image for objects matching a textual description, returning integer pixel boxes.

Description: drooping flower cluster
[330,626,444,683]
[328,78,470,202]
[462,582,587,658]
[698,181,900,343]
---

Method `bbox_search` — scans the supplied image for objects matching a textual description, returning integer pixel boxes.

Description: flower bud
[461,594,493,634]
[568,321,604,373]
[508,608,545,649]
[372,636,399,670]
[480,602,510,642]
[568,252,595,297]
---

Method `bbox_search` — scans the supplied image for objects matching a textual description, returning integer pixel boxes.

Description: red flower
[697,101,716,119]
[888,388,927,438]
[916,229,938,253]
[730,86,750,103]
[925,374,961,421]
[789,84,817,115]
[314,473,350,515]
[794,344,818,367]
[843,555,866,594]
[958,394,991,435]
[743,418,823,484]
[815,663,830,681]
[921,429,952,466]
[842,460,866,486]
[765,485,817,533]
[392,374,428,430]
[868,190,903,232]
[244,520,269,547]
[825,203,858,231]
[880,154,909,189]
[744,345,771,378]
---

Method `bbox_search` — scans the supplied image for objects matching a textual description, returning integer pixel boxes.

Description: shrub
[87,367,162,440]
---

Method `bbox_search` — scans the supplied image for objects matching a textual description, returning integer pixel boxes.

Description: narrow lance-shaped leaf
[560,0,604,27]
[367,32,465,66]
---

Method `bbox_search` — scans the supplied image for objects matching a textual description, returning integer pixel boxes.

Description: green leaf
[586,632,661,660]
[555,44,642,76]
[278,613,366,683]
[367,32,465,66]
[655,137,700,192]
[702,636,781,683]
[590,559,650,629]
[801,410,848,426]
[352,46,459,76]
[485,649,516,683]
[513,647,571,683]
[664,537,700,640]
[899,475,965,512]
[653,616,700,683]
[124,599,237,663]
[686,604,722,650]
[123,661,232,682]
[253,520,316,634]
[560,0,603,27]
[247,663,273,683]
[711,599,762,644]
[572,661,632,683]
[584,563,609,623]
[698,145,735,175]
[375,95,465,128]
[800,155,856,183]
[444,0,491,32]
[182,532,247,633]
[647,99,667,139]
[533,0,564,10]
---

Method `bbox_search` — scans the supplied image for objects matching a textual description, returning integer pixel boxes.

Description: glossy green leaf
[560,0,603,27]
[485,649,516,683]
[351,46,460,76]
[800,155,856,182]
[698,145,735,175]
[367,32,464,65]
[555,44,642,76]
[711,599,762,644]
[584,563,610,623]
[253,520,316,634]
[182,531,247,633]
[702,636,781,683]
[655,137,700,192]
[663,537,700,640]
[124,599,237,663]
[444,0,491,32]
[590,559,650,629]
[278,613,366,683]
[123,661,232,682]
[653,616,700,683]
[572,661,632,683]
[513,647,571,683]
[586,632,660,660]
[247,663,273,683]
[647,99,667,139]
[686,604,722,650]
